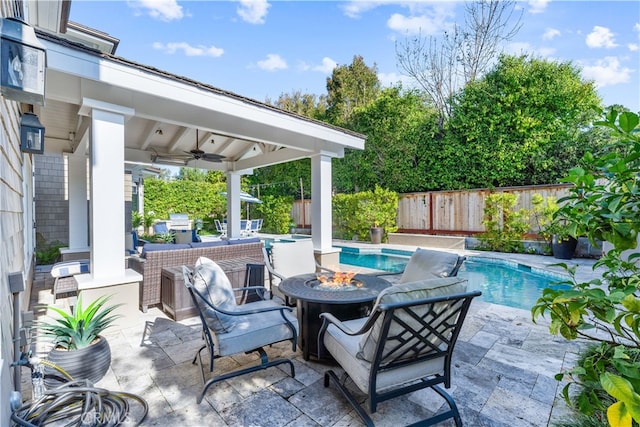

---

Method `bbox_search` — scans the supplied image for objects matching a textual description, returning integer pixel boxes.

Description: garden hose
[10,380,149,426]
[11,355,148,426]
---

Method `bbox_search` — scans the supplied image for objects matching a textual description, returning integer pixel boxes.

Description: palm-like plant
[38,295,122,350]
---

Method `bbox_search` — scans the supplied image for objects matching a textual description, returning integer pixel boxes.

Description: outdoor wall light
[20,112,45,154]
[0,17,47,106]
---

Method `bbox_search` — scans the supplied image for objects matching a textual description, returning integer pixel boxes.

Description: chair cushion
[213,299,298,356]
[270,239,316,279]
[141,243,190,257]
[227,237,261,245]
[399,248,461,283]
[357,277,468,362]
[192,257,238,333]
[323,317,444,394]
[50,259,90,278]
[189,240,228,248]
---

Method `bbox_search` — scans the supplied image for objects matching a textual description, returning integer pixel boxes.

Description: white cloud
[257,54,287,71]
[542,28,560,41]
[378,71,414,89]
[635,23,640,32]
[152,42,224,58]
[236,0,270,24]
[582,56,632,88]
[129,0,184,21]
[387,8,454,36]
[528,0,550,14]
[629,44,639,52]
[586,26,618,49]
[341,1,380,19]
[314,57,337,74]
[505,42,555,58]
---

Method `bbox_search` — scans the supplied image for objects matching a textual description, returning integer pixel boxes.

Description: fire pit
[278,273,391,361]
[312,271,361,291]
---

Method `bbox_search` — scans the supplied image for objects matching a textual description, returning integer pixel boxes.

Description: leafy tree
[326,55,381,127]
[396,0,522,125]
[532,109,640,425]
[334,86,440,193]
[253,195,294,234]
[441,54,602,189]
[266,90,327,120]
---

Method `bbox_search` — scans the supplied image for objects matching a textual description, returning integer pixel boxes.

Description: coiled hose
[11,380,149,426]
[11,357,148,426]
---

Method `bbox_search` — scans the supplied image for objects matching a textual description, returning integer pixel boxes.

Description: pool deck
[24,239,604,426]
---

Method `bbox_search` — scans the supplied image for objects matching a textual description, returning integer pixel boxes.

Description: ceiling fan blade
[201,153,226,162]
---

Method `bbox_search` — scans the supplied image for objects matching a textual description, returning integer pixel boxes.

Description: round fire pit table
[278,273,391,361]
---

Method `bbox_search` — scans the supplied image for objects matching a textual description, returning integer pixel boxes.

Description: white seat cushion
[323,317,444,394]
[270,239,316,280]
[214,299,298,356]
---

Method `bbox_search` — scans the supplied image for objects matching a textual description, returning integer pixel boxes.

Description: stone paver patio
[25,247,603,426]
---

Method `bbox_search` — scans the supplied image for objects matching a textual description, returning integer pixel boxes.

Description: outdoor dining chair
[318,277,481,426]
[263,239,334,306]
[214,219,227,237]
[183,257,298,404]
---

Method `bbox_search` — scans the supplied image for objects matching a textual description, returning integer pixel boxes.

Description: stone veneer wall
[33,154,134,247]
[34,153,68,244]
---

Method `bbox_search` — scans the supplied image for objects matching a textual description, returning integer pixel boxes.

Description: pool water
[338,248,569,311]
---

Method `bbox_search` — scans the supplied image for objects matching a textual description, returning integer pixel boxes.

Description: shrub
[333,186,398,242]
[35,240,66,265]
[532,108,640,426]
[254,195,293,234]
[478,193,529,252]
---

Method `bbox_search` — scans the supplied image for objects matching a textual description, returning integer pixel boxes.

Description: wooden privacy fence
[291,184,572,236]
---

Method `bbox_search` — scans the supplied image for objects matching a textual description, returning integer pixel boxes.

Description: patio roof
[34,29,365,173]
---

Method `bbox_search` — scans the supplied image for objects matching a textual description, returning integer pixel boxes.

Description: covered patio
[33,20,364,319]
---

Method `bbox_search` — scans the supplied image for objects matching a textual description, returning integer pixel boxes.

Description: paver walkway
[25,247,602,426]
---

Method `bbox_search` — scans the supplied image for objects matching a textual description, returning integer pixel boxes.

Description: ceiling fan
[184,129,225,162]
[152,129,225,165]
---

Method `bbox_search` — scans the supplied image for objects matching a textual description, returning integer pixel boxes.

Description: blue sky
[70,1,639,113]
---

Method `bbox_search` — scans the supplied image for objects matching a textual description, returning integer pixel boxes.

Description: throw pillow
[191,256,238,333]
[399,248,461,283]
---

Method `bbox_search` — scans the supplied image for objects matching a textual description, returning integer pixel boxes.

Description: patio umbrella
[220,191,262,218]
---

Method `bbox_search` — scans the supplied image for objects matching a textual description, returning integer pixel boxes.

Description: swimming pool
[337,247,569,311]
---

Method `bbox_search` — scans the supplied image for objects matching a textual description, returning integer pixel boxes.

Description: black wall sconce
[0,17,47,106]
[20,112,45,154]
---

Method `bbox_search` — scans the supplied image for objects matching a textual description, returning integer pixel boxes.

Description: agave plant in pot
[37,294,121,388]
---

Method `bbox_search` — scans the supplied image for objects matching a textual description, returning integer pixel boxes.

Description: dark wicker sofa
[128,238,264,312]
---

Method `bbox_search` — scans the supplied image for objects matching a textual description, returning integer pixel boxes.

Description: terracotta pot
[44,335,111,388]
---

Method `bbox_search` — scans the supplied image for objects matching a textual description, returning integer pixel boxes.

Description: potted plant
[369,221,383,245]
[532,194,577,259]
[37,294,121,388]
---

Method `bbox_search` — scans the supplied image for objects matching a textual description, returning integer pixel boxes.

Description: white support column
[78,100,134,281]
[226,172,242,238]
[66,154,89,253]
[66,154,88,250]
[311,153,340,265]
[73,99,141,325]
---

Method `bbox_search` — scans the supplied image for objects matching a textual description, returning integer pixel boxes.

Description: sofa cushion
[357,277,468,362]
[191,257,238,333]
[189,240,228,248]
[227,237,261,245]
[399,248,461,283]
[141,243,190,258]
